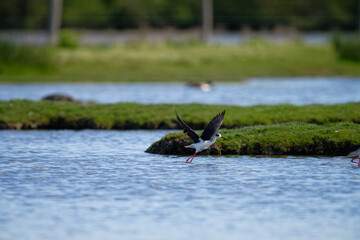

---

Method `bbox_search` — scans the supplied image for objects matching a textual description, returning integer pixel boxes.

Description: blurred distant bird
[347,148,360,166]
[42,94,76,102]
[186,81,213,92]
[176,110,225,163]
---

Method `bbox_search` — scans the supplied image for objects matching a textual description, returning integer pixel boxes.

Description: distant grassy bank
[1,40,360,83]
[1,100,360,129]
[146,122,360,156]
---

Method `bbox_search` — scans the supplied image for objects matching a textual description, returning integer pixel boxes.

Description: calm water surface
[0,130,359,240]
[1,77,359,105]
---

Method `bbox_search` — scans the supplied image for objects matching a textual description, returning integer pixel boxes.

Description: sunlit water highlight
[0,130,359,240]
[1,77,359,105]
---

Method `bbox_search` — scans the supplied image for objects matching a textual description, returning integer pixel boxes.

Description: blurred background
[0,0,360,105]
[1,0,360,45]
[0,0,360,104]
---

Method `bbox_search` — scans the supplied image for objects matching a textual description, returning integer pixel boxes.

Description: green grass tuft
[58,29,79,49]
[0,41,57,74]
[332,33,360,62]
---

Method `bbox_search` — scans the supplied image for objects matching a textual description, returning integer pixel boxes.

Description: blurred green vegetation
[58,29,80,48]
[0,0,359,31]
[1,100,360,129]
[1,40,360,82]
[333,33,360,62]
[0,41,56,74]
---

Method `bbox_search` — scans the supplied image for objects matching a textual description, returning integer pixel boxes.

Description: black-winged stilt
[176,110,225,163]
[347,148,360,166]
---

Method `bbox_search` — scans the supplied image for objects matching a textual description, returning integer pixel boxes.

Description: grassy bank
[1,40,360,83]
[1,100,360,129]
[146,122,360,156]
[2,100,359,155]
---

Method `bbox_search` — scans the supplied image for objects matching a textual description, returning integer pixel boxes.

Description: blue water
[0,130,359,240]
[0,30,330,46]
[1,77,360,105]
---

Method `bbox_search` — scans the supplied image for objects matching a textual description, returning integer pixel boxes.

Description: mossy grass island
[146,122,360,156]
[1,100,360,156]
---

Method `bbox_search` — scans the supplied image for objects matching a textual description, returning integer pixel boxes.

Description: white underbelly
[194,140,213,152]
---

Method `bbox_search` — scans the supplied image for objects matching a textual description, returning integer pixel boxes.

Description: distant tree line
[0,0,358,31]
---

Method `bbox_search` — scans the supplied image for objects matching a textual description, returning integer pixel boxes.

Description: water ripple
[0,130,359,240]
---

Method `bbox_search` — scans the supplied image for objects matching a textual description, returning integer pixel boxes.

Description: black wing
[176,111,200,143]
[200,110,225,141]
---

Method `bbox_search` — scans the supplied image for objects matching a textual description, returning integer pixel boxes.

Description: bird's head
[214,133,222,139]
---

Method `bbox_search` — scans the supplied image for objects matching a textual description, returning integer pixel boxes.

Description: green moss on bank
[2,100,359,155]
[146,122,360,156]
[1,100,360,129]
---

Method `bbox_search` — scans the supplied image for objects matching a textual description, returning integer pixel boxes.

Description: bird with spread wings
[176,110,225,163]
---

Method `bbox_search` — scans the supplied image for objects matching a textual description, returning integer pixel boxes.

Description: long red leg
[188,152,197,163]
[186,152,197,163]
[351,156,360,166]
[185,155,193,162]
